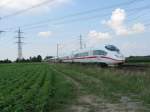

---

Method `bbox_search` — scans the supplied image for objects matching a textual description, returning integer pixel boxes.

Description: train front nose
[114,53,125,62]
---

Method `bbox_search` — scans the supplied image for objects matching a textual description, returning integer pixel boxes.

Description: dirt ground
[54,68,150,112]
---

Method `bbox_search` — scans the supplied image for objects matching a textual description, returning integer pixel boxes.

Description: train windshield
[105,45,120,52]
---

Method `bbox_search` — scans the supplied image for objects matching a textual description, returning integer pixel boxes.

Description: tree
[37,55,42,62]
[0,59,12,64]
[15,55,43,63]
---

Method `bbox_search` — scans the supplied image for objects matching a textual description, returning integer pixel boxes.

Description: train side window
[74,52,89,57]
[80,52,89,57]
[74,53,80,57]
[93,50,107,56]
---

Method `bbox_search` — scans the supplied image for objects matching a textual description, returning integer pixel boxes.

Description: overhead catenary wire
[2,0,150,32]
[126,9,150,23]
[1,0,55,19]
[21,13,108,31]
[144,23,150,26]
[0,0,13,9]
[4,0,146,32]
[15,0,142,28]
[1,0,139,20]
[21,4,150,31]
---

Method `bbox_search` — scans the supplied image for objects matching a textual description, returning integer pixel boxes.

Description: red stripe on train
[63,56,124,62]
[100,56,124,62]
[74,56,97,59]
[62,56,97,60]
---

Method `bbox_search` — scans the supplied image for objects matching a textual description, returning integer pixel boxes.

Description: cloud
[1,0,71,12]
[88,30,111,40]
[104,8,145,36]
[131,23,145,34]
[38,31,52,37]
[120,42,148,56]
[87,30,111,46]
[104,8,128,35]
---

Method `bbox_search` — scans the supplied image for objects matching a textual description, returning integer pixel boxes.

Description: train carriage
[60,45,125,66]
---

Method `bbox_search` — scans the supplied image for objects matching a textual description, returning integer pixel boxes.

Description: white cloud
[87,30,111,46]
[105,8,128,35]
[120,42,148,56]
[1,0,71,12]
[104,8,145,36]
[131,23,145,34]
[88,30,111,40]
[38,31,52,37]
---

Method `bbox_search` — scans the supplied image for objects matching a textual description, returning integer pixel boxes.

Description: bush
[126,56,150,63]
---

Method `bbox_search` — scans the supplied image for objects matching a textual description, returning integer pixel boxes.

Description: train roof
[60,44,120,57]
[72,45,108,53]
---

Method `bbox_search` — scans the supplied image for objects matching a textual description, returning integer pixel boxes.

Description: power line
[2,0,149,32]
[9,0,141,30]
[22,4,150,32]
[127,9,150,23]
[145,23,150,26]
[0,0,13,9]
[0,31,5,34]
[21,2,150,31]
[1,0,55,19]
[21,13,108,31]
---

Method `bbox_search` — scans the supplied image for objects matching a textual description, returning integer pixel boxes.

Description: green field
[0,63,150,112]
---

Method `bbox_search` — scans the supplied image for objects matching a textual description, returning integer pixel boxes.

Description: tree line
[1,55,150,64]
[126,56,150,63]
[16,55,42,63]
[0,55,43,64]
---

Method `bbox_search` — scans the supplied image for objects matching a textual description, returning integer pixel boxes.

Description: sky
[0,0,150,60]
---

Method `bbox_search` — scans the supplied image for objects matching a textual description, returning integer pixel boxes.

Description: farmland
[0,63,150,112]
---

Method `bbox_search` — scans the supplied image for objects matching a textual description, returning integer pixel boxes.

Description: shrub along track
[51,64,150,112]
[117,64,149,72]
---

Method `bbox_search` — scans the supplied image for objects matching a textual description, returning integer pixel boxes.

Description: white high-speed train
[60,45,125,66]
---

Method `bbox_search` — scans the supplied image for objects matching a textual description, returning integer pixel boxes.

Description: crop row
[0,63,76,112]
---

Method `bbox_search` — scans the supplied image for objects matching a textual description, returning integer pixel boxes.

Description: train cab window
[105,45,120,52]
[93,50,107,56]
